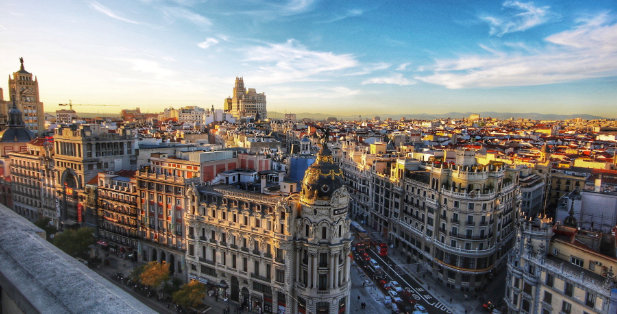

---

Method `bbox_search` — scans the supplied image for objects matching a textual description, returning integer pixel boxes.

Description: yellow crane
[58,100,119,111]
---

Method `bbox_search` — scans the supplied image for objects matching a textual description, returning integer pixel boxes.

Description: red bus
[376,243,388,256]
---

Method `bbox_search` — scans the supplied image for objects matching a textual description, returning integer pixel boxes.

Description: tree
[53,227,95,258]
[140,261,170,289]
[34,217,57,240]
[172,280,206,309]
[130,263,147,282]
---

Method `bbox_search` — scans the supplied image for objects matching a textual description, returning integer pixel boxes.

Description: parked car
[384,296,392,308]
[413,304,428,314]
[389,280,404,293]
[388,290,403,304]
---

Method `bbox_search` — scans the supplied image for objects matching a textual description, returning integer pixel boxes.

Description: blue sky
[0,0,616,116]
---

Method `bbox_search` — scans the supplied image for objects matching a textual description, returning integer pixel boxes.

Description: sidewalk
[362,224,483,314]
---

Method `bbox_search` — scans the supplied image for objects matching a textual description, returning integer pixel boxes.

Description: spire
[20,57,25,71]
[8,89,24,127]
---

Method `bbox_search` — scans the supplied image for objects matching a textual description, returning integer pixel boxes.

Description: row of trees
[132,261,207,309]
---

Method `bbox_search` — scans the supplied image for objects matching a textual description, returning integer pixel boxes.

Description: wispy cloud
[270,86,360,99]
[89,1,140,24]
[244,39,358,84]
[197,37,219,49]
[346,62,390,76]
[319,9,363,23]
[161,6,211,26]
[481,0,551,36]
[280,0,316,16]
[362,73,415,86]
[417,12,617,89]
[396,62,411,71]
[115,57,174,79]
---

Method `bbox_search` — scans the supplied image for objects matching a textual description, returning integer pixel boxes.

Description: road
[366,249,452,314]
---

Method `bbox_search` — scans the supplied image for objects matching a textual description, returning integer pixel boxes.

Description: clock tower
[292,136,352,314]
[6,58,45,135]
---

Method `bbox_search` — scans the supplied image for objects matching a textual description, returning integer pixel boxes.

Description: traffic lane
[367,249,451,314]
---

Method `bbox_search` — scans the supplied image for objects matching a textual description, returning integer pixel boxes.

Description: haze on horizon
[0,0,616,117]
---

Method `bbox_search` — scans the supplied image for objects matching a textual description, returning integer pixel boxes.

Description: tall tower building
[293,137,351,314]
[224,77,267,120]
[7,58,45,135]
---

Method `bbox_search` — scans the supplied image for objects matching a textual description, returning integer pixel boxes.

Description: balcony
[241,247,249,252]
[252,249,261,255]
[251,273,271,283]
[466,221,475,226]
[450,218,459,224]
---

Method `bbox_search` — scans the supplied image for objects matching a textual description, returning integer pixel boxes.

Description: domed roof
[0,99,34,143]
[300,135,311,142]
[300,138,344,204]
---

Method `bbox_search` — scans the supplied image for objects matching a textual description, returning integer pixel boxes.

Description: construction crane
[58,100,119,111]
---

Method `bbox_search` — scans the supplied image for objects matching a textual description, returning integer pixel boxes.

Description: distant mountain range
[268,111,608,121]
[52,111,609,121]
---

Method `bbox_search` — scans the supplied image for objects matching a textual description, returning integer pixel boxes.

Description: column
[312,253,318,289]
[296,249,301,282]
[329,253,335,289]
[334,253,339,287]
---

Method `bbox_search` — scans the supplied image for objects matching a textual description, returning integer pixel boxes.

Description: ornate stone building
[97,171,139,250]
[224,77,267,120]
[1,58,45,134]
[505,215,617,313]
[53,124,136,227]
[185,139,351,313]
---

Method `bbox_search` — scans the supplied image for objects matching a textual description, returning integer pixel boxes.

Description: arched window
[322,227,327,239]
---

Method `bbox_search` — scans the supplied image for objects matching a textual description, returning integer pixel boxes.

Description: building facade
[53,124,136,227]
[9,138,56,226]
[136,154,200,278]
[224,77,267,120]
[3,58,45,134]
[97,171,140,250]
[185,140,351,313]
[505,217,617,314]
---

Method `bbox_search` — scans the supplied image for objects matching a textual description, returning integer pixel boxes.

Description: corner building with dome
[185,139,352,314]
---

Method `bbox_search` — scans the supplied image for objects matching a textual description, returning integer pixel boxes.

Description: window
[320,253,328,267]
[322,227,327,239]
[564,282,573,297]
[543,291,552,304]
[318,274,328,290]
[305,225,309,237]
[545,274,554,287]
[255,218,260,228]
[243,257,247,272]
[254,261,259,276]
[523,283,532,295]
[454,201,459,208]
[232,254,236,268]
[276,269,285,283]
[514,278,520,288]
[571,256,584,267]
[468,203,474,210]
[586,292,595,308]
[522,299,530,312]
[562,301,571,314]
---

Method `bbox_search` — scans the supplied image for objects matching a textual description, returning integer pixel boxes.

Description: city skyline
[1,0,616,116]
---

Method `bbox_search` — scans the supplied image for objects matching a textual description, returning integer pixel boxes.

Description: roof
[0,204,155,314]
[0,126,35,143]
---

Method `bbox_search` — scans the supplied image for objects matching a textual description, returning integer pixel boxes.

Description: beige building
[1,58,45,134]
[53,124,136,227]
[9,138,56,226]
[97,171,140,250]
[505,216,617,313]
[224,77,267,120]
[185,140,352,313]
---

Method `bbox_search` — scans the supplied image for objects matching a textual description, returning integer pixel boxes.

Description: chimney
[260,174,266,194]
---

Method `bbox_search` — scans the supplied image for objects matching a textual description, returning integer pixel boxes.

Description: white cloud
[346,62,390,76]
[197,37,219,49]
[362,73,415,86]
[244,39,358,84]
[89,1,140,24]
[161,6,211,26]
[396,62,411,71]
[320,8,363,23]
[270,86,360,99]
[280,0,316,16]
[481,0,551,36]
[417,13,617,89]
[115,58,174,79]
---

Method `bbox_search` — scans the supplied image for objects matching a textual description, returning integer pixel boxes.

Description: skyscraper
[5,58,45,134]
[224,77,267,120]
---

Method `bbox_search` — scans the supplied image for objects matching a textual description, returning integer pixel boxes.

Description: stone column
[312,253,318,289]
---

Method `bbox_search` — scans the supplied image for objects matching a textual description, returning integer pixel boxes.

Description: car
[378,279,389,291]
[389,280,404,293]
[384,296,392,308]
[391,303,399,313]
[413,304,428,314]
[388,290,403,304]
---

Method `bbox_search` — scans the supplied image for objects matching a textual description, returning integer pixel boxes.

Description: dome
[0,100,34,143]
[300,135,311,142]
[300,138,344,204]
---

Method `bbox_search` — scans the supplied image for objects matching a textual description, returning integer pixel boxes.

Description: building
[505,215,617,314]
[0,99,35,156]
[136,154,201,278]
[97,171,140,251]
[56,108,78,124]
[53,124,136,227]
[1,58,45,134]
[178,106,206,127]
[184,139,352,313]
[9,137,56,226]
[519,169,545,217]
[224,77,267,120]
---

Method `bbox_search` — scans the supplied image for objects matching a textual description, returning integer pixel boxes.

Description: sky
[0,0,616,116]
